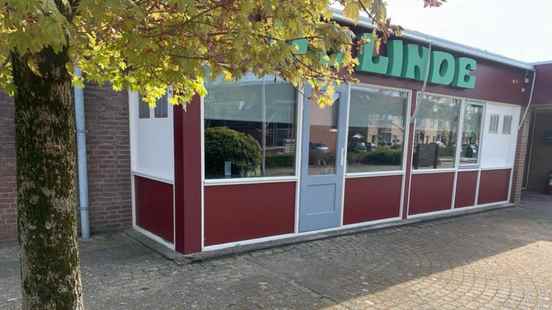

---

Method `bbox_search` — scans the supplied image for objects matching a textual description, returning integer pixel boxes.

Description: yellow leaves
[343,1,361,22]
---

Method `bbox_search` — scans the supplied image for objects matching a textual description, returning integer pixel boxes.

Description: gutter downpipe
[74,68,91,240]
[518,70,537,131]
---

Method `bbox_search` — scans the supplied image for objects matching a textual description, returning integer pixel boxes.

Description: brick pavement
[1,193,552,309]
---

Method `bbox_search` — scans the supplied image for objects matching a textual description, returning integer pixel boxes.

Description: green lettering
[430,51,456,86]
[453,57,477,89]
[386,40,404,77]
[358,38,389,75]
[403,44,429,81]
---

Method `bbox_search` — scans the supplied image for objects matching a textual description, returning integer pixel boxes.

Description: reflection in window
[346,87,408,173]
[308,98,339,175]
[413,94,460,169]
[204,78,297,179]
[460,103,483,165]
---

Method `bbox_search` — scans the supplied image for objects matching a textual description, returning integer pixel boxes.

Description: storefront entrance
[299,86,349,232]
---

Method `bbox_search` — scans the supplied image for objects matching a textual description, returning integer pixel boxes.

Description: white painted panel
[481,102,521,169]
[129,91,174,182]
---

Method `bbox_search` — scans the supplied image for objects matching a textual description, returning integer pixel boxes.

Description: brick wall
[511,108,531,204]
[0,86,132,242]
[0,93,16,242]
[84,85,132,233]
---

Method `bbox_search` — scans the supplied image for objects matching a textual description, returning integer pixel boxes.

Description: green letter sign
[453,57,477,88]
[430,51,456,86]
[358,36,389,75]
[356,38,477,89]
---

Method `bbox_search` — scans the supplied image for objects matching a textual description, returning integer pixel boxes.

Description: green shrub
[204,127,261,178]
[266,153,295,168]
[364,147,402,165]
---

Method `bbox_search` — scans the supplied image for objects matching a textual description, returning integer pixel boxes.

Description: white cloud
[386,0,552,63]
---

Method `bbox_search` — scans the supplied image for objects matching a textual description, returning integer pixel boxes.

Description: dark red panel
[344,176,402,225]
[174,96,202,254]
[409,173,455,215]
[204,182,295,246]
[455,171,478,208]
[478,169,511,204]
[534,64,552,106]
[135,176,174,242]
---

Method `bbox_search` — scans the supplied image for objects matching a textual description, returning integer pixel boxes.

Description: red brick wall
[0,85,132,242]
[0,93,16,242]
[84,85,132,233]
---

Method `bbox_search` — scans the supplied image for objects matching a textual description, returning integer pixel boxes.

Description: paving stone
[1,192,552,309]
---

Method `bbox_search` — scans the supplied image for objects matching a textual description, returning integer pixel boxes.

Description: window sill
[412,168,456,175]
[346,171,404,178]
[204,176,298,186]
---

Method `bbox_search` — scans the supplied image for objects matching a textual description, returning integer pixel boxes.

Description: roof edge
[330,8,535,71]
[533,61,552,66]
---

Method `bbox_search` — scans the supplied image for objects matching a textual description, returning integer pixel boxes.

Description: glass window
[460,103,483,165]
[308,97,339,175]
[204,79,297,179]
[502,115,513,135]
[413,94,461,169]
[346,87,408,173]
[489,114,500,133]
[139,97,150,119]
[154,95,168,118]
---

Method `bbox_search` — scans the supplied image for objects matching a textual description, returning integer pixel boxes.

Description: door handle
[340,147,346,167]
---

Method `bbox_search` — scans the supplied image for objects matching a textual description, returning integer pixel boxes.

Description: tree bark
[11,46,84,309]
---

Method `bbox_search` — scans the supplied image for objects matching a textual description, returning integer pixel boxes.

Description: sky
[386,0,552,63]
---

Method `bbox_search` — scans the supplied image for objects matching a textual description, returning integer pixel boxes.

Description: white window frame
[345,83,412,178]
[458,99,486,169]
[138,92,170,120]
[203,77,302,185]
[413,92,462,172]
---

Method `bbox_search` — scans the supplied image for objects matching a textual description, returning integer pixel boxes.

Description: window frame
[345,83,413,178]
[458,100,486,169]
[138,92,171,120]
[502,115,513,135]
[412,92,462,173]
[489,114,500,134]
[154,95,169,118]
[202,76,303,185]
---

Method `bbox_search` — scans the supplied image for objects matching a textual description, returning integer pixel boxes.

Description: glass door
[299,85,349,232]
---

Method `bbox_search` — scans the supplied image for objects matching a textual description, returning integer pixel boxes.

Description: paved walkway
[2,194,552,309]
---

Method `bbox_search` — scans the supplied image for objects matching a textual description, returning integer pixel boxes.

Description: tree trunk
[11,46,84,309]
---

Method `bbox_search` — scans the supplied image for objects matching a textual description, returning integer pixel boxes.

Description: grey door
[299,85,349,232]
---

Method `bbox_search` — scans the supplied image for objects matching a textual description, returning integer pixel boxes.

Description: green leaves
[0,1,439,107]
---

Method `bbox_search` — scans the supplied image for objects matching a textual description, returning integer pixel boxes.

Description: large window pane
[413,94,460,169]
[347,87,408,173]
[308,98,339,175]
[460,103,483,165]
[204,79,297,179]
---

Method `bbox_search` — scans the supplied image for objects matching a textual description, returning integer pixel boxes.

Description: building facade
[0,16,546,249]
[129,25,538,254]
